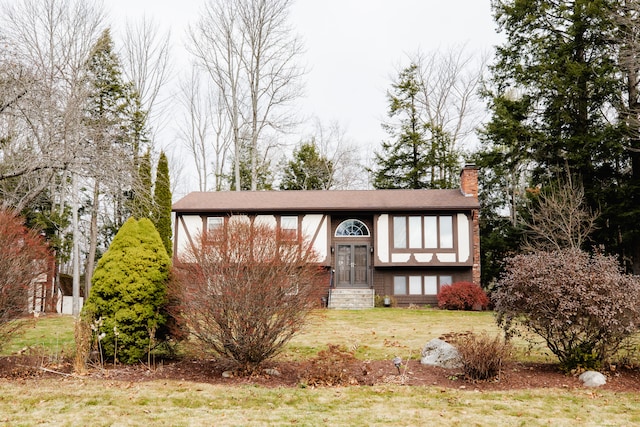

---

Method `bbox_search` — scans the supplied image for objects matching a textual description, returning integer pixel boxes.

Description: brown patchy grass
[0,310,638,426]
[0,378,639,426]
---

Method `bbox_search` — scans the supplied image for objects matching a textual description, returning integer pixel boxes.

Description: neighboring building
[172,165,480,308]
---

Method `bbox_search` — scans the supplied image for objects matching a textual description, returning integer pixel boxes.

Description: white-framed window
[393,215,455,249]
[207,216,224,232]
[393,276,407,295]
[280,216,298,240]
[335,219,370,237]
[409,276,422,295]
[393,217,406,248]
[393,275,453,296]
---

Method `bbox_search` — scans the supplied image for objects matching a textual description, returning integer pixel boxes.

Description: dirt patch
[1,356,639,392]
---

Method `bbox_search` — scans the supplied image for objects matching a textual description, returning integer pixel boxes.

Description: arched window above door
[335,219,370,237]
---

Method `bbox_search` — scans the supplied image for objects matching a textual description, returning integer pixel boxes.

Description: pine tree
[482,0,639,271]
[83,28,131,292]
[279,141,333,190]
[370,63,459,189]
[83,217,170,364]
[130,148,153,219]
[153,151,172,258]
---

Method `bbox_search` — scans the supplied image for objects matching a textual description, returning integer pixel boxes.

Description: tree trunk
[85,180,100,297]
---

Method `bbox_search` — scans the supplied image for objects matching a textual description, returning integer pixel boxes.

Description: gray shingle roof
[172,189,479,214]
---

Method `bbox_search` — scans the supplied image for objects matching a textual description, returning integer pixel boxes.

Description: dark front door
[335,244,369,287]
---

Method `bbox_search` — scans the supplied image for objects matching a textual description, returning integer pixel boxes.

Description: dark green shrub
[437,281,489,310]
[82,218,170,364]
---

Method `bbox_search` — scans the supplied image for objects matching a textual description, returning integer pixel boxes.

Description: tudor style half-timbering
[172,165,480,308]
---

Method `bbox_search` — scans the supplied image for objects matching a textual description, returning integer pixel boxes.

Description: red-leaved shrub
[0,209,52,348]
[437,281,489,310]
[493,249,640,372]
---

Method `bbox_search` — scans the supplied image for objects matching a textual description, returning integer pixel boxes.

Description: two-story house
[172,165,480,308]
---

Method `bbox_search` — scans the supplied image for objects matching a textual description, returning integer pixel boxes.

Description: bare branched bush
[172,219,327,372]
[445,332,512,381]
[493,249,640,372]
[522,177,598,252]
[0,209,52,349]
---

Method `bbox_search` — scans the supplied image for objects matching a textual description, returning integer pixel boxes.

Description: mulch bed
[1,356,639,392]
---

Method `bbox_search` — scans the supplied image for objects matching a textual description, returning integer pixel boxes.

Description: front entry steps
[328,288,374,309]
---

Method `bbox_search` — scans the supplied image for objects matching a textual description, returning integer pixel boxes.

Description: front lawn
[0,309,637,426]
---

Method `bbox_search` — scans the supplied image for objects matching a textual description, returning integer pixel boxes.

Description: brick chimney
[460,163,481,286]
[460,163,479,199]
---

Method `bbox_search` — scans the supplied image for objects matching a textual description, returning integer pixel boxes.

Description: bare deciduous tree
[172,218,326,372]
[121,15,171,145]
[0,0,106,210]
[412,47,486,150]
[188,0,305,191]
[177,65,232,191]
[307,119,367,190]
[522,176,598,252]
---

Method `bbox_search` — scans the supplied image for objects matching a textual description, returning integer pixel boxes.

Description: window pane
[440,275,453,286]
[440,216,453,248]
[207,217,223,232]
[281,216,298,239]
[409,216,422,248]
[409,276,422,295]
[393,276,406,295]
[335,219,369,236]
[424,216,438,248]
[424,276,438,295]
[393,216,406,248]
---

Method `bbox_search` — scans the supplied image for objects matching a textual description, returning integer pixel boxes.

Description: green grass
[0,310,638,426]
[285,308,553,363]
[0,379,638,426]
[1,309,554,363]
[1,315,75,356]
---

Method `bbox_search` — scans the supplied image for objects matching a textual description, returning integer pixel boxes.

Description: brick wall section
[460,164,481,286]
[460,164,479,198]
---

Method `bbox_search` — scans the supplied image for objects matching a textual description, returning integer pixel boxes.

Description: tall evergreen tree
[83,28,131,292]
[481,0,640,272]
[370,63,460,189]
[226,145,273,191]
[130,148,153,220]
[153,151,172,258]
[279,141,334,190]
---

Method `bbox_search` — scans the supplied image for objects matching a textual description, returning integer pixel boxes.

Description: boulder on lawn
[420,338,463,369]
[579,371,606,387]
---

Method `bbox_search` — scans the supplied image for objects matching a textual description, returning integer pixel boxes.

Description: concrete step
[328,288,374,309]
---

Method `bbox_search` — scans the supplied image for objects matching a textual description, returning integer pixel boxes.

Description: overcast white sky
[108,1,502,194]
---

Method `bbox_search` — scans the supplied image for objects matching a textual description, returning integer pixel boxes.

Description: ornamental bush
[82,218,171,364]
[493,249,640,372]
[444,332,512,381]
[171,219,326,373]
[0,209,52,349]
[437,281,489,310]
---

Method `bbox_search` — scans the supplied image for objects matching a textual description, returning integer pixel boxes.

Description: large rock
[579,371,606,387]
[420,338,463,369]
